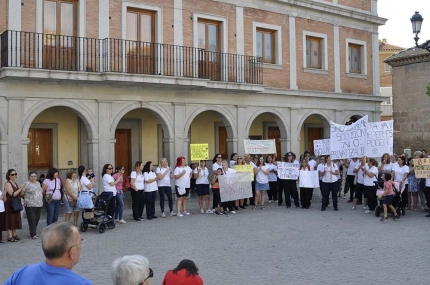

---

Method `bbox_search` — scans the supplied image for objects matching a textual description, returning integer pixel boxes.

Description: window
[306,36,322,69]
[126,9,155,43]
[28,129,52,169]
[43,0,76,44]
[381,96,392,105]
[349,44,362,73]
[346,39,367,76]
[197,19,220,52]
[256,28,275,64]
[384,63,391,72]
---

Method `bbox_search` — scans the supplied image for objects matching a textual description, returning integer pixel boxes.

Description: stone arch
[244,108,290,139]
[296,110,331,133]
[343,112,366,125]
[22,99,97,140]
[110,102,174,139]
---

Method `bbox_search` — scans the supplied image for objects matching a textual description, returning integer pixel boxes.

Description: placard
[299,171,320,188]
[313,139,331,156]
[218,173,253,202]
[190,143,209,161]
[366,120,393,157]
[277,162,300,180]
[244,139,276,154]
[330,115,368,159]
[413,158,430,178]
[233,164,255,181]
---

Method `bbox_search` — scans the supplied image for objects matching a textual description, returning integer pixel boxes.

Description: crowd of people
[1,149,429,243]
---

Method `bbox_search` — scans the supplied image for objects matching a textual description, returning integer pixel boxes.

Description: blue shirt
[4,262,92,285]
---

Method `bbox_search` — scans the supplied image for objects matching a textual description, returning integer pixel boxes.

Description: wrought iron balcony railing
[0,30,263,84]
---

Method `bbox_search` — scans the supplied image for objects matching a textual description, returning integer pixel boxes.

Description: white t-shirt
[392,164,409,184]
[156,167,172,187]
[256,165,269,184]
[321,163,338,183]
[355,163,367,184]
[308,160,317,170]
[0,190,5,213]
[380,162,393,174]
[267,163,277,182]
[229,160,236,168]
[80,176,92,191]
[131,171,145,190]
[212,162,223,173]
[333,161,341,179]
[174,166,191,188]
[194,167,210,185]
[347,159,359,176]
[103,174,117,196]
[363,165,378,186]
[317,163,325,180]
[144,172,158,192]
[223,168,236,176]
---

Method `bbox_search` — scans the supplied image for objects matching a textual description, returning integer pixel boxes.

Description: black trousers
[345,175,356,200]
[130,190,145,220]
[268,181,278,200]
[426,187,430,208]
[145,191,157,218]
[158,186,173,213]
[106,194,116,218]
[282,179,299,207]
[221,201,234,211]
[25,207,42,237]
[322,181,338,209]
[300,188,313,208]
[401,184,409,209]
[365,185,377,211]
[212,189,221,209]
[277,178,284,205]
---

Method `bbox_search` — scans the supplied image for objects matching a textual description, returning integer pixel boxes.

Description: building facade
[0,0,386,186]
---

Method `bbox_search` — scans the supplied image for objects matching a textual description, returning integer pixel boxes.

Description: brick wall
[0,0,7,33]
[22,0,36,33]
[379,52,393,87]
[296,18,334,92]
[86,0,99,39]
[338,0,371,11]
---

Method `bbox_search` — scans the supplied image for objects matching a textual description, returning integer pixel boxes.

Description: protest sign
[299,171,320,188]
[413,158,430,178]
[366,120,393,157]
[277,162,300,180]
[190,143,209,161]
[218,173,253,201]
[313,139,331,156]
[244,139,276,154]
[233,164,255,181]
[330,115,368,159]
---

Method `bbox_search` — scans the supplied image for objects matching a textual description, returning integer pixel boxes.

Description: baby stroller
[80,191,116,234]
[374,181,404,218]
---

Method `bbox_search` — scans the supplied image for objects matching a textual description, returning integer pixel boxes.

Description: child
[378,173,399,221]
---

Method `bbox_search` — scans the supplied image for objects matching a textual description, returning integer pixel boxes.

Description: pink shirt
[384,181,393,195]
[112,173,123,191]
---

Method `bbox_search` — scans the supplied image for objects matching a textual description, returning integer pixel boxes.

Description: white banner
[366,120,393,157]
[244,139,276,154]
[313,139,331,156]
[299,171,320,188]
[330,115,368,159]
[218,173,253,202]
[277,162,300,180]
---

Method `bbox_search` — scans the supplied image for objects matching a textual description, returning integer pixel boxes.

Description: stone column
[97,101,113,169]
[8,98,25,177]
[236,105,249,155]
[0,140,8,186]
[173,103,187,165]
[289,108,300,155]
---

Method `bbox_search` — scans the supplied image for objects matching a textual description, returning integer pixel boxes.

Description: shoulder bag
[9,182,23,213]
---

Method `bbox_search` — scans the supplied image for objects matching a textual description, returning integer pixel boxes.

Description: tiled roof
[384,47,430,67]
[379,41,404,51]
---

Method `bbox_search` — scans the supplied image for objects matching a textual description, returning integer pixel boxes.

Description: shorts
[354,183,364,199]
[255,181,269,191]
[363,186,370,199]
[196,184,210,196]
[63,196,80,213]
[383,194,393,205]
[175,186,189,198]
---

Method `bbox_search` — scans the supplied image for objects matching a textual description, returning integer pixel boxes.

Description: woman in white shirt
[102,164,121,218]
[299,160,313,209]
[130,161,145,222]
[319,156,339,211]
[343,158,358,202]
[156,158,175,218]
[212,154,223,175]
[281,152,300,208]
[194,160,211,214]
[254,156,270,210]
[174,156,193,217]
[363,158,379,213]
[378,153,392,175]
[220,160,237,214]
[229,153,238,168]
[143,161,159,220]
[266,155,278,203]
[391,155,409,211]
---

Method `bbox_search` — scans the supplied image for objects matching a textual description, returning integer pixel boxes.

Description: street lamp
[411,11,430,52]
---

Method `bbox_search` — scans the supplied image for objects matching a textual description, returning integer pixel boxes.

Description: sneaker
[219,211,223,215]
[134,218,142,222]
[365,210,371,214]
[394,215,400,220]
[215,211,220,215]
[178,213,184,217]
[206,209,212,214]
[274,200,278,203]
[231,210,236,214]
[351,206,356,210]
[114,219,119,222]
[239,206,246,210]
[170,211,177,217]
[200,209,204,214]
[152,216,158,219]
[380,217,387,221]
[222,211,228,215]
[184,211,191,215]
[343,195,346,199]
[363,206,368,210]
[161,212,166,218]
[268,200,272,203]
[118,220,127,224]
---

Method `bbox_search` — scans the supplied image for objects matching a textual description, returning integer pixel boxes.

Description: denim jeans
[45,199,61,226]
[114,192,124,220]
[158,186,173,213]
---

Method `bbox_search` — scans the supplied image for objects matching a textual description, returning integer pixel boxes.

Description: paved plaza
[1,192,429,285]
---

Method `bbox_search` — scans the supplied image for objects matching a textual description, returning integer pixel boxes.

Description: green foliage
[427,82,430,97]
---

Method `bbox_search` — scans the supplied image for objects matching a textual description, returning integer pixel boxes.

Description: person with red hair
[174,156,193,217]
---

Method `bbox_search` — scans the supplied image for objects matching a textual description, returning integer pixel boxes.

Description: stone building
[0,0,386,187]
[385,48,430,154]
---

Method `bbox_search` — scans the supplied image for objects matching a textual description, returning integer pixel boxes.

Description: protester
[230,153,238,168]
[266,155,278,203]
[299,159,313,209]
[156,158,175,217]
[343,158,358,202]
[101,164,120,219]
[363,158,379,214]
[112,165,126,224]
[42,168,62,226]
[377,173,399,221]
[22,171,44,239]
[221,160,237,213]
[407,153,421,210]
[392,155,409,210]
[211,168,224,215]
[194,160,211,214]
[351,157,367,210]
[233,156,246,209]
[162,259,203,285]
[143,161,159,220]
[174,156,193,217]
[282,152,300,208]
[254,156,270,210]
[130,161,145,221]
[111,255,153,285]
[320,156,339,211]
[4,222,92,285]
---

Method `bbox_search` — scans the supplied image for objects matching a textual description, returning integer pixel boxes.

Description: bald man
[5,222,92,285]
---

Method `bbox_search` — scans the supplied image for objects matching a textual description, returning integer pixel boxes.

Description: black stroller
[80,191,116,234]
[374,180,404,218]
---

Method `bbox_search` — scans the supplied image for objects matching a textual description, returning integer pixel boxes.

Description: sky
[378,0,430,49]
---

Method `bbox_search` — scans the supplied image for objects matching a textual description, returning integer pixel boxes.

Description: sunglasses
[217,157,222,159]
[107,167,113,170]
[10,173,17,176]
[142,268,153,283]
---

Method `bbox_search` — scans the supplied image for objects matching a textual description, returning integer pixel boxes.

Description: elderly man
[5,222,92,285]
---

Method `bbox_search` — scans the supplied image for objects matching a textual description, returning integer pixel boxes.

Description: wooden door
[307,127,324,156]
[28,129,52,169]
[218,126,228,159]
[268,126,281,159]
[115,129,131,190]
[197,20,221,81]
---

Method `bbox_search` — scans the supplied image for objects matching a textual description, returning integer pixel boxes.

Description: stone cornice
[385,54,430,67]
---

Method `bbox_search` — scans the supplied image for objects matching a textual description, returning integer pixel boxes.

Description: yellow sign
[414,158,430,178]
[190,144,209,161]
[233,165,255,181]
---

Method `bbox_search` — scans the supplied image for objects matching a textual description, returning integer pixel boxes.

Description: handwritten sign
[244,139,276,154]
[299,171,320,188]
[313,139,331,156]
[277,162,300,180]
[366,120,393,157]
[413,158,430,178]
[218,173,253,202]
[190,143,209,161]
[233,164,255,181]
[330,115,368,159]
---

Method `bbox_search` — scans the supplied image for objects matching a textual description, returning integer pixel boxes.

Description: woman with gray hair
[111,255,153,285]
[21,171,44,239]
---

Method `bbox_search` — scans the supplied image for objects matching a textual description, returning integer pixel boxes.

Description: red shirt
[162,269,203,285]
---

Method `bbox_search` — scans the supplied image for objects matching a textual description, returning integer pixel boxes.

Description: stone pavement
[0,191,429,285]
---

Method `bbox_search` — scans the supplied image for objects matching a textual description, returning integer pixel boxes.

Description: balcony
[0,30,263,91]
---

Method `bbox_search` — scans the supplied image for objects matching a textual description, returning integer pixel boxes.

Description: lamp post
[411,11,430,52]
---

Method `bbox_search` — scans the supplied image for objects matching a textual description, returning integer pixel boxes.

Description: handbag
[45,179,57,204]
[9,182,23,212]
[65,179,79,207]
[77,191,94,209]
